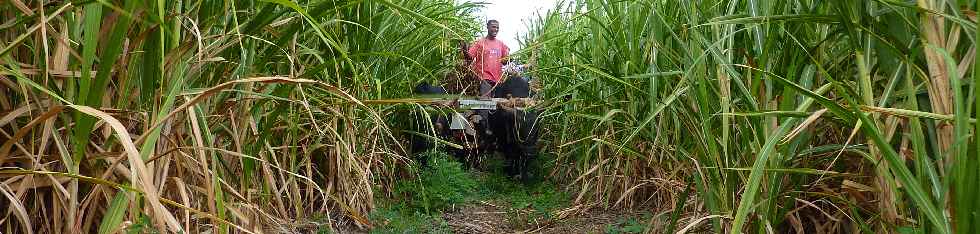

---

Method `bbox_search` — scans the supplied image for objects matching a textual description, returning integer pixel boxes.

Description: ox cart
[406,80,541,181]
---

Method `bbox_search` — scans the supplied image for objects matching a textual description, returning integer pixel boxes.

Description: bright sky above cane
[463,0,562,50]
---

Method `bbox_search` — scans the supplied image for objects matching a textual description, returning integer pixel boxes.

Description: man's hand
[460,42,471,61]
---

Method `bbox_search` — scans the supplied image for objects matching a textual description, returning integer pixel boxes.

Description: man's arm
[459,42,471,61]
[467,42,479,60]
[500,44,510,65]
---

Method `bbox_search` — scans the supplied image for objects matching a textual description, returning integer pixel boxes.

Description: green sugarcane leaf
[98,190,130,234]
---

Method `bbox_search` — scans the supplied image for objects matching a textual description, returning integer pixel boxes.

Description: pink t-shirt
[467,38,509,83]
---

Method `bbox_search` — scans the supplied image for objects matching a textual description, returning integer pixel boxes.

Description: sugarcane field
[1,0,979,233]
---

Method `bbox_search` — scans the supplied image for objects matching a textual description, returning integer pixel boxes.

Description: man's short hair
[487,19,499,25]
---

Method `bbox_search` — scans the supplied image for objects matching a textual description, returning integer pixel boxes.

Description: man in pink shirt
[468,20,510,98]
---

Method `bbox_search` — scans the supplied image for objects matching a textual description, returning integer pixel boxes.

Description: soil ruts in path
[443,200,648,234]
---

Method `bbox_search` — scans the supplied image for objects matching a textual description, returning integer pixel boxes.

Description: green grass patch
[370,152,571,232]
[367,207,451,234]
[474,155,570,229]
[369,151,477,232]
[604,213,652,234]
[396,150,479,213]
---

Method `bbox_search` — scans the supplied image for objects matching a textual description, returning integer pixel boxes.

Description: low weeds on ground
[603,214,652,234]
[392,151,479,213]
[370,151,570,232]
[367,208,452,234]
[476,156,569,229]
[369,151,477,232]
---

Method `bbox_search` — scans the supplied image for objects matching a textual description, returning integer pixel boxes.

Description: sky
[463,0,561,50]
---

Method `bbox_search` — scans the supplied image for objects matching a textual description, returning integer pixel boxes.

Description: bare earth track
[443,201,646,233]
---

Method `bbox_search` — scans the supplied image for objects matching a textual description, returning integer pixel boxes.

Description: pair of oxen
[410,77,540,181]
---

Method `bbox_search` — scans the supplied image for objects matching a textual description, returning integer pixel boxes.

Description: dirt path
[336,154,656,233]
[443,199,649,233]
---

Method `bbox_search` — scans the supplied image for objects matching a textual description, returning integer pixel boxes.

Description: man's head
[486,20,499,39]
